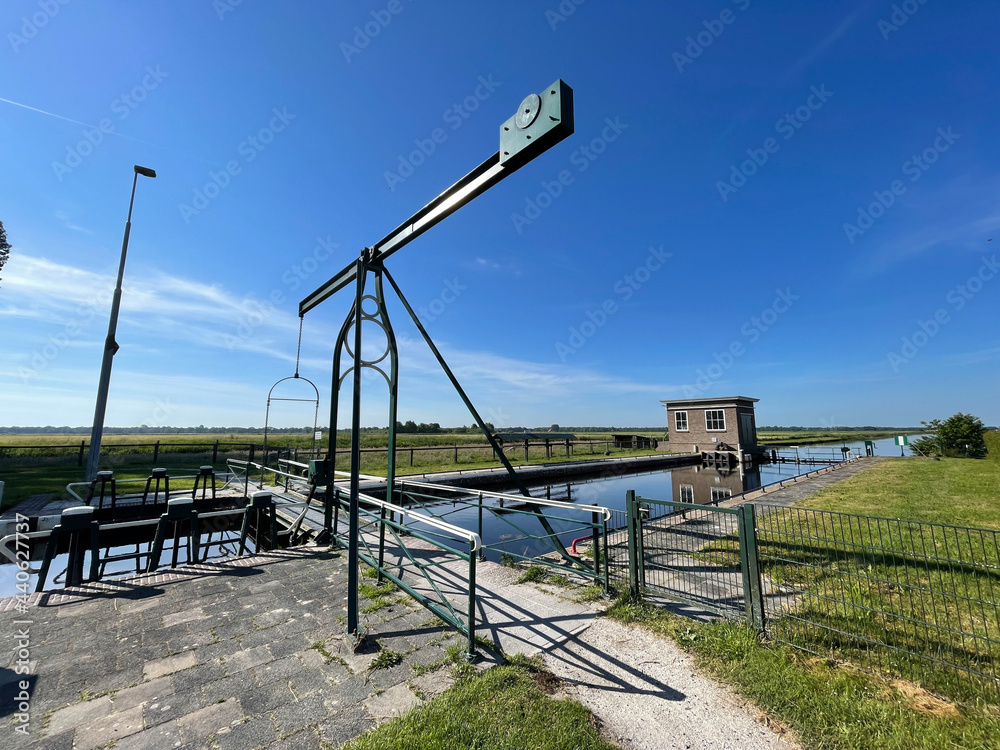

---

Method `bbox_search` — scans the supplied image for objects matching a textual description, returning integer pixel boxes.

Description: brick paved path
[0,548,470,749]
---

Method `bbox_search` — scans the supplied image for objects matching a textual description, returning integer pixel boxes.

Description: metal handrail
[396,479,613,521]
[66,472,206,505]
[339,487,482,552]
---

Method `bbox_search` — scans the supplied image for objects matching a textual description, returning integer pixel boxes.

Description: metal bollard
[147,498,200,572]
[35,506,101,592]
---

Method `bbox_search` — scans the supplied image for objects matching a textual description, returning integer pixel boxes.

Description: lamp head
[134,165,156,178]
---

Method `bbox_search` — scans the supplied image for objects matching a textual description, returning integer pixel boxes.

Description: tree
[0,220,10,286]
[912,413,987,458]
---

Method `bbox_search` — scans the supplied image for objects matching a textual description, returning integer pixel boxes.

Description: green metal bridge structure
[294,79,607,651]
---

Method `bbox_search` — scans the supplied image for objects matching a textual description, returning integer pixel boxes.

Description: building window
[705,409,726,431]
[679,484,694,503]
[674,411,689,432]
[711,487,733,503]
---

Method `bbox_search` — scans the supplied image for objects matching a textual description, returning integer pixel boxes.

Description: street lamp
[85,165,156,481]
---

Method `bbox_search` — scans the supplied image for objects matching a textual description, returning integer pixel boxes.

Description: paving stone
[114,719,182,750]
[222,644,272,675]
[163,606,209,628]
[83,665,144,696]
[254,654,301,685]
[277,617,315,637]
[30,729,75,750]
[269,634,311,659]
[252,608,293,629]
[200,669,259,706]
[269,726,323,750]
[271,693,332,737]
[191,639,239,663]
[73,704,145,749]
[367,659,412,691]
[294,647,326,670]
[364,682,421,722]
[213,619,254,641]
[119,643,171,669]
[236,625,282,650]
[111,676,174,711]
[144,651,199,680]
[411,667,455,699]
[287,669,332,699]
[214,715,278,750]
[117,595,168,616]
[323,675,375,711]
[237,676,295,716]
[172,659,226,695]
[248,579,284,593]
[143,684,206,727]
[177,697,244,743]
[317,704,374,747]
[44,695,113,738]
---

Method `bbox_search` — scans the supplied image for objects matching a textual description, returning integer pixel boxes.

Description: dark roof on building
[660,396,759,408]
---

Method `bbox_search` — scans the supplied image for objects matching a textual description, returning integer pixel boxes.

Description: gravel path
[541,613,799,750]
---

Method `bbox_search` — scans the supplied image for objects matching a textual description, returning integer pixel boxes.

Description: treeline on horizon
[1,424,928,435]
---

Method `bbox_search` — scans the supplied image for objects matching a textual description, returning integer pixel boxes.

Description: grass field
[755,429,909,446]
[609,596,1000,750]
[0,434,662,511]
[697,457,1000,704]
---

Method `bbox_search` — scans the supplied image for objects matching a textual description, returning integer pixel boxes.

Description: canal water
[413,435,922,561]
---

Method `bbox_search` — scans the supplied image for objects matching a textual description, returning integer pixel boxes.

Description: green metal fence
[620,493,1000,701]
[328,485,482,659]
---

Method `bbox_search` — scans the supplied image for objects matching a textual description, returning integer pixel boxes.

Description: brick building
[661,396,759,456]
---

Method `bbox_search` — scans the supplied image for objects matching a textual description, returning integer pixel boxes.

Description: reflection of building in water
[671,462,762,506]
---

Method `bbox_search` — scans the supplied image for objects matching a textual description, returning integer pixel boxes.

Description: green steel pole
[346,258,367,643]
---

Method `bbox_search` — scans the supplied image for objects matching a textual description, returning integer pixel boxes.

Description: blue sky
[1,0,997,430]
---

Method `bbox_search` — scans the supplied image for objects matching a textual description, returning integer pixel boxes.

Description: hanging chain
[294,316,303,378]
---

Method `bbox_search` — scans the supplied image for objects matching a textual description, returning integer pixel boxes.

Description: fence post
[600,512,610,595]
[566,438,571,458]
[377,505,387,585]
[590,510,600,576]
[212,440,219,464]
[152,441,160,464]
[454,444,458,464]
[467,544,478,661]
[78,440,86,466]
[476,493,484,555]
[410,448,414,466]
[626,490,641,598]
[738,503,765,632]
[545,439,551,459]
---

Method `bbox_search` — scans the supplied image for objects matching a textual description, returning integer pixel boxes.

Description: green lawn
[796,457,1000,529]
[344,661,616,750]
[755,429,911,446]
[609,596,1000,750]
[696,457,1000,705]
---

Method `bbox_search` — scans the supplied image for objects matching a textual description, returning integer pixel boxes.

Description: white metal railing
[396,479,613,521]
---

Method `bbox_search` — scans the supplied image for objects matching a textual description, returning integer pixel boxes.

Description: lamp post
[85,165,156,481]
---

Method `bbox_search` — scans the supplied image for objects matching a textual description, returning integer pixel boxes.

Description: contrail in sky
[0,95,152,144]
[0,94,223,165]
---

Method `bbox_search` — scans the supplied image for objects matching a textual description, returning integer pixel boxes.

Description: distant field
[0,429,662,447]
[756,429,909,446]
[0,430,663,510]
